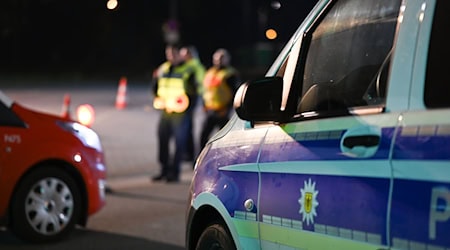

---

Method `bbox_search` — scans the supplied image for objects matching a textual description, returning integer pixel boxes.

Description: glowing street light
[107,0,118,10]
[265,28,278,40]
[271,1,281,10]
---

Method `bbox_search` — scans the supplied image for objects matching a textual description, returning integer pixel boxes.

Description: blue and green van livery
[186,0,450,249]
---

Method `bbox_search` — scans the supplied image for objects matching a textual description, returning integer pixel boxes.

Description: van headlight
[57,121,102,151]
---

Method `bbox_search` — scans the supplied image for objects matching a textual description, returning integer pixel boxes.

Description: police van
[186,0,450,249]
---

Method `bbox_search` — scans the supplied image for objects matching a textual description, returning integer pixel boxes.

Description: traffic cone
[61,93,71,119]
[115,76,127,110]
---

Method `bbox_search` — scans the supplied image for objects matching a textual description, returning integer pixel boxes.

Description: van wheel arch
[188,205,236,250]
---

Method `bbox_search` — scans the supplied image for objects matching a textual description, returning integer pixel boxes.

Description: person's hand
[153,97,165,110]
[217,108,229,117]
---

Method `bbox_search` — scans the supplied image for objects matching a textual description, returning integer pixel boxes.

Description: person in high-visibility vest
[180,45,206,162]
[151,44,197,182]
[200,48,240,148]
[180,45,206,89]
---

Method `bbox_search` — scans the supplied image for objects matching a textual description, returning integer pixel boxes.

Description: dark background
[0,0,317,82]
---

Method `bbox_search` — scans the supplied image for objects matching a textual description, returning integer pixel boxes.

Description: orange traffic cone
[61,94,71,119]
[115,76,127,110]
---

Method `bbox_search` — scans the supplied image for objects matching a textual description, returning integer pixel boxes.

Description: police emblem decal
[299,178,319,226]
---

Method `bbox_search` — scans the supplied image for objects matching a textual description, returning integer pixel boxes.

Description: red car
[0,90,107,243]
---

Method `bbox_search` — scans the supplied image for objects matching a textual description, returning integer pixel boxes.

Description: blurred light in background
[107,0,118,10]
[271,1,281,10]
[76,104,95,127]
[162,19,180,44]
[265,28,277,40]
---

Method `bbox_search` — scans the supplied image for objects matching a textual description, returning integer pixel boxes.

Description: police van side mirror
[233,77,285,122]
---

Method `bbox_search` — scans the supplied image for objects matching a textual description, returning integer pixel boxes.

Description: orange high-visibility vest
[202,67,235,111]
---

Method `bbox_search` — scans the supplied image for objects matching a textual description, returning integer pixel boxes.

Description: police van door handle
[340,134,381,158]
[340,126,381,158]
[343,135,380,148]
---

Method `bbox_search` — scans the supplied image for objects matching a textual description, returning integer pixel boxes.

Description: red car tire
[10,165,82,243]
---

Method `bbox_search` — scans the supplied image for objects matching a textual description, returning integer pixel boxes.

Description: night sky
[0,0,317,81]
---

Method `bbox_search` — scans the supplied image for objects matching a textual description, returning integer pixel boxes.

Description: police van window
[297,0,401,114]
[424,0,450,108]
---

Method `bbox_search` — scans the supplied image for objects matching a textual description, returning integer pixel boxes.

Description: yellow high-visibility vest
[154,62,192,113]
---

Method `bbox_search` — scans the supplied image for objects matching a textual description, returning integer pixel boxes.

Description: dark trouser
[158,110,191,180]
[185,117,195,160]
[185,96,199,160]
[200,110,230,148]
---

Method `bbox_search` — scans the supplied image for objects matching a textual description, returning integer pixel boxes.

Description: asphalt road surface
[0,79,203,249]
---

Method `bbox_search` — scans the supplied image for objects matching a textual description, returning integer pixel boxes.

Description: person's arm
[226,70,241,96]
[152,67,161,95]
[225,72,240,109]
[186,72,199,110]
